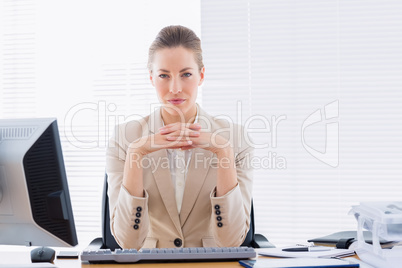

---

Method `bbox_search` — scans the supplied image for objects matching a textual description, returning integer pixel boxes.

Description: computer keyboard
[81,246,256,263]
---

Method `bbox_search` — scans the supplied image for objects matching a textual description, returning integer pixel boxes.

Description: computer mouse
[30,246,56,263]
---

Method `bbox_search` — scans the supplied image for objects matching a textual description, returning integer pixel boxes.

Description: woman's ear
[198,67,205,86]
[149,71,155,87]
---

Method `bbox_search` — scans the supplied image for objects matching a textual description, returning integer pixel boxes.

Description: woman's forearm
[122,149,145,197]
[215,147,238,197]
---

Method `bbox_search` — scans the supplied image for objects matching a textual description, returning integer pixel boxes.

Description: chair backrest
[101,173,120,250]
[101,173,256,250]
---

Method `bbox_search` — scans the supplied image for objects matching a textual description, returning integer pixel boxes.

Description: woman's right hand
[127,122,201,157]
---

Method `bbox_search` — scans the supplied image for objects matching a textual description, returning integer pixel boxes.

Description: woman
[106,25,253,249]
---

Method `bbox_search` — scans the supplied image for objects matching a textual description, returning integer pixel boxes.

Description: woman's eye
[182,73,192,77]
[159,74,168,78]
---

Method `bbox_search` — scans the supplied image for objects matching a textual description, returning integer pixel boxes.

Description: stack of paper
[239,258,359,268]
[258,247,355,258]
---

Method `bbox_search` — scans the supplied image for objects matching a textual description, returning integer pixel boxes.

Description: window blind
[1,0,37,118]
[201,0,402,246]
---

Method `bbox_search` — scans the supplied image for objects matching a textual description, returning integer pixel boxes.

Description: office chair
[88,174,275,250]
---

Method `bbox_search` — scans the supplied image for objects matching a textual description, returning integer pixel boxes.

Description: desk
[0,249,360,268]
[1,248,253,268]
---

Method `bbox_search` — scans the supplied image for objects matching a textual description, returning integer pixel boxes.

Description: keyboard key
[197,248,205,253]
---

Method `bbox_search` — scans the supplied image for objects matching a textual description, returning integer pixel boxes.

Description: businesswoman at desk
[106,25,253,250]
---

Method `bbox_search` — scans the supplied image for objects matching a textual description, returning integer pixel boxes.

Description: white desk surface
[0,246,250,268]
[0,246,361,268]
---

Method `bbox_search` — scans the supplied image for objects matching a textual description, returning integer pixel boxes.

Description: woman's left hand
[158,122,231,156]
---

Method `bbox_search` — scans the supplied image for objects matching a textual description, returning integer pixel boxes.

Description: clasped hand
[130,122,230,157]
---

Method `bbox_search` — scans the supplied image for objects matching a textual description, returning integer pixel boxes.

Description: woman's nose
[169,79,182,94]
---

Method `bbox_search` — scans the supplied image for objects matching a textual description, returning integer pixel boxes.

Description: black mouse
[30,246,56,263]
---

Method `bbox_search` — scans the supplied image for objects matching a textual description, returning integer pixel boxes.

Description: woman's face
[150,46,204,120]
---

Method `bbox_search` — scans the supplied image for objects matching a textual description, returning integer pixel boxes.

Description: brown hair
[147,25,204,72]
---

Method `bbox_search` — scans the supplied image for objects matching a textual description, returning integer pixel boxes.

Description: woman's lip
[168,99,186,105]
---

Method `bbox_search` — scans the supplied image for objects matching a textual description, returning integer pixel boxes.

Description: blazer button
[174,238,182,247]
[135,218,140,224]
[217,222,223,228]
[216,216,222,221]
[214,205,220,210]
[133,224,139,230]
[135,212,141,218]
[136,206,142,212]
[215,210,221,215]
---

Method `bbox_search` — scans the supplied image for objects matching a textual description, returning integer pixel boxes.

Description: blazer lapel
[179,147,213,227]
[147,106,182,235]
[149,149,182,235]
[179,105,215,227]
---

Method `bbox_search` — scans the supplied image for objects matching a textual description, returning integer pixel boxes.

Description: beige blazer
[106,103,253,249]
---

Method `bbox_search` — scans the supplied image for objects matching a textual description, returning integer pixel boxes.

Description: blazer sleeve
[209,140,254,247]
[106,124,150,249]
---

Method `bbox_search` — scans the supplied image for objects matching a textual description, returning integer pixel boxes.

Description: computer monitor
[0,118,78,247]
